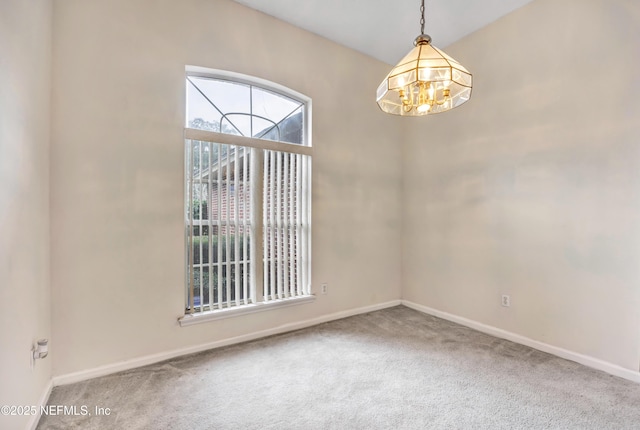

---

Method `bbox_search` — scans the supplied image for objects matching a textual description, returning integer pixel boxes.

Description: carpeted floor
[38,306,640,429]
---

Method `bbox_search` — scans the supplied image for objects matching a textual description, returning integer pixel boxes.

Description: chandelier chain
[420,0,425,35]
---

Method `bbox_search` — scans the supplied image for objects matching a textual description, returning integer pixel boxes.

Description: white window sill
[178,295,316,327]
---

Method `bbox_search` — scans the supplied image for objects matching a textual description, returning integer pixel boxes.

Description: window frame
[180,68,313,327]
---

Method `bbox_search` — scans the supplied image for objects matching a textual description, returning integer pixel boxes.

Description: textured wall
[0,0,52,429]
[403,0,640,370]
[51,0,403,376]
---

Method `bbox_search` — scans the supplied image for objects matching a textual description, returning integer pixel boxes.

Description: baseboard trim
[402,300,640,384]
[53,300,402,386]
[26,379,53,430]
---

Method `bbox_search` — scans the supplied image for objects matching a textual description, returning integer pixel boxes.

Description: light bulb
[417,104,431,113]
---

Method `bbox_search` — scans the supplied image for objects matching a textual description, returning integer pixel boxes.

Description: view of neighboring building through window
[184,70,312,315]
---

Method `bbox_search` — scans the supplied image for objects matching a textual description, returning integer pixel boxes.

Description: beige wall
[51,0,403,376]
[403,0,640,370]
[0,0,53,428]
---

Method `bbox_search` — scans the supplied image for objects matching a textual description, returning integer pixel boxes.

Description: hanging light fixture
[376,0,472,116]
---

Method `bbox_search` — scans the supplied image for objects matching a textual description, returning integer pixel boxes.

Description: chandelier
[376,0,472,116]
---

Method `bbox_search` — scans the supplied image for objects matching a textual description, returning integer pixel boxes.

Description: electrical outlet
[501,295,510,307]
[321,283,328,294]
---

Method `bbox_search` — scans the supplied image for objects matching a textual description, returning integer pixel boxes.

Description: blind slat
[198,142,204,310]
[289,153,296,296]
[187,142,195,313]
[208,141,213,309]
[225,145,231,307]
[234,145,240,306]
[242,148,249,304]
[275,151,283,300]
[217,143,223,308]
[301,155,309,294]
[269,150,276,300]
[282,153,290,298]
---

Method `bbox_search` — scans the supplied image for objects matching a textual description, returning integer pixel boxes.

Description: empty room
[2,0,640,429]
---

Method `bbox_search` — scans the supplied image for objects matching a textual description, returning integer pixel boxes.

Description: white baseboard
[53,300,402,386]
[26,379,53,430]
[402,300,640,384]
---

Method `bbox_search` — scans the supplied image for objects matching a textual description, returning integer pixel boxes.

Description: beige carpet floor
[37,306,640,429]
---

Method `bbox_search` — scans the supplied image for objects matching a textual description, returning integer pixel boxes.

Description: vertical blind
[185,134,311,314]
[263,150,310,301]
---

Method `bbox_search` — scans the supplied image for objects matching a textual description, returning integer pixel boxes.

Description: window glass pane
[252,116,276,139]
[252,87,301,126]
[186,140,255,311]
[222,113,250,138]
[188,77,251,136]
[279,106,304,145]
[257,106,304,145]
[186,75,307,145]
[186,83,222,131]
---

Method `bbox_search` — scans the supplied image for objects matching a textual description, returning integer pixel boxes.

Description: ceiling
[232,0,536,65]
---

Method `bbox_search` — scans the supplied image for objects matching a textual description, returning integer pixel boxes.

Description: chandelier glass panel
[376,0,472,116]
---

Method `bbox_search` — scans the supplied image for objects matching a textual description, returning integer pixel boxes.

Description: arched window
[181,68,313,324]
[186,73,308,146]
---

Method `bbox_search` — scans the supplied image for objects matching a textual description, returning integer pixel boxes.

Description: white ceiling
[232,0,536,64]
